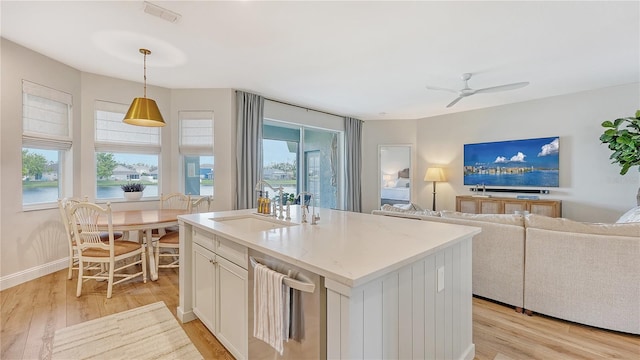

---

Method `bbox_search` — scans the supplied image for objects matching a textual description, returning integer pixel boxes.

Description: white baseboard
[460,344,476,360]
[0,257,68,291]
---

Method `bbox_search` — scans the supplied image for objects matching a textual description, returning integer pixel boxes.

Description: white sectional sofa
[372,205,640,334]
[524,214,640,335]
[372,206,527,310]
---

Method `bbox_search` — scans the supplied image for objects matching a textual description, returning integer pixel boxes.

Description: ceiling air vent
[143,1,181,23]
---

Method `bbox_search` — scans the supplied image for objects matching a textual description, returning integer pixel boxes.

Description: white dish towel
[253,262,288,355]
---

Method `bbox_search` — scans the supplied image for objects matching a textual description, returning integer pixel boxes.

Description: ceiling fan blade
[474,81,529,94]
[446,96,464,108]
[426,85,458,94]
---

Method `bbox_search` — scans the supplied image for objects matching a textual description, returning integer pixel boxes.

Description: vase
[124,191,143,201]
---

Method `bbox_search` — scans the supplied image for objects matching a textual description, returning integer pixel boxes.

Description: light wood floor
[1,269,638,359]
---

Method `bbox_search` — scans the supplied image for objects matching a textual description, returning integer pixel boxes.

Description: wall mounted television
[464,136,559,187]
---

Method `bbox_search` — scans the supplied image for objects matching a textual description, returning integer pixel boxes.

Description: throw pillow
[616,206,640,223]
[393,178,410,188]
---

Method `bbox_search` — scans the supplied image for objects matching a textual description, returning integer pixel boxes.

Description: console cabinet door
[479,199,503,214]
[530,201,561,217]
[193,243,216,333]
[216,256,248,360]
[503,200,528,214]
[457,198,478,214]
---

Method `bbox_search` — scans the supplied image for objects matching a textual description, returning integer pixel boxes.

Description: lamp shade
[424,167,446,182]
[123,97,166,127]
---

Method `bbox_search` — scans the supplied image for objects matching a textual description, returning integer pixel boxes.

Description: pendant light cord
[143,51,147,98]
[139,48,151,98]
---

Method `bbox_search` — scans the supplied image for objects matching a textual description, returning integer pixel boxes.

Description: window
[95,100,160,200]
[22,80,72,206]
[263,121,342,209]
[179,111,214,196]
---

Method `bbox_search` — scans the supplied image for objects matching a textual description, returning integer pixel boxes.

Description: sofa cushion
[380,204,440,217]
[526,213,640,237]
[616,206,640,223]
[392,202,422,211]
[440,210,524,226]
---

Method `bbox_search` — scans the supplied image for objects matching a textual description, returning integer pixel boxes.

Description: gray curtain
[345,117,363,212]
[236,91,264,210]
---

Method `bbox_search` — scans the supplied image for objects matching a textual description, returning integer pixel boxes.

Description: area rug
[51,301,202,360]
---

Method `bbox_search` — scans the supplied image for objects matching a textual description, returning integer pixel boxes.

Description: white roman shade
[179,110,214,155]
[22,80,72,150]
[95,100,161,153]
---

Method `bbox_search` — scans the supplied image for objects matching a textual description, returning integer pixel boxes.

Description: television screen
[464,136,559,187]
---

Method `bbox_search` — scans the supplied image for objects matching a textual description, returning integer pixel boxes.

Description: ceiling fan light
[123,97,166,127]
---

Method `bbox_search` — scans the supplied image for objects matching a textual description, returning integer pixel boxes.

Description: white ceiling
[2,1,639,120]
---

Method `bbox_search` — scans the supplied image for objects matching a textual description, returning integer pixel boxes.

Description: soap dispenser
[257,191,264,213]
[265,191,271,215]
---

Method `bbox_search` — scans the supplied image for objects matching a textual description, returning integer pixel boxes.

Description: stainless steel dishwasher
[248,249,326,360]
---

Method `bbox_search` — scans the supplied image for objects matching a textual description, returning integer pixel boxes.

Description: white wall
[362,83,639,222]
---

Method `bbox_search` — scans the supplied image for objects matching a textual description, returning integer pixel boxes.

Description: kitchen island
[177,206,480,360]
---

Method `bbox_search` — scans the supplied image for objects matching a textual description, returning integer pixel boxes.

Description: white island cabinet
[178,206,480,360]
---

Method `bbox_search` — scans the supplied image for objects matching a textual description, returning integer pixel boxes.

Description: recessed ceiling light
[143,1,181,23]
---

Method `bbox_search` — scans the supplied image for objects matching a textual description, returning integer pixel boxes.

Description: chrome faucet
[296,192,310,223]
[255,180,285,219]
[296,192,319,225]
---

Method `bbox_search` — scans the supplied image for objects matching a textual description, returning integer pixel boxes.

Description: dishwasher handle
[250,256,316,293]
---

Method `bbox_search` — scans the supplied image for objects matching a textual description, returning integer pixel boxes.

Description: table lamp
[424,167,446,211]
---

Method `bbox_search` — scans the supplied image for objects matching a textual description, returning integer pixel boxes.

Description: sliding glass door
[263,121,342,209]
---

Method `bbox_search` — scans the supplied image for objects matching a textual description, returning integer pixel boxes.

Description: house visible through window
[22,80,72,206]
[179,111,214,197]
[95,100,160,199]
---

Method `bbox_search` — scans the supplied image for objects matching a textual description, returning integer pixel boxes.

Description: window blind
[179,110,214,155]
[95,100,161,153]
[22,80,72,149]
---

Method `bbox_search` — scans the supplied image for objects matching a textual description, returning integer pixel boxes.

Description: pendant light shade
[124,97,165,126]
[123,49,166,127]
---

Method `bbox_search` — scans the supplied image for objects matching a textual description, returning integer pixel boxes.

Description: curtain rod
[234,90,345,119]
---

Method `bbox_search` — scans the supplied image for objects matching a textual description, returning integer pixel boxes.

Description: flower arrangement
[120,182,146,192]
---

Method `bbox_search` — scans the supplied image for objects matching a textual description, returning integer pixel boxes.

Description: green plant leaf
[601,120,614,128]
[613,118,625,127]
[620,163,631,175]
[635,110,640,118]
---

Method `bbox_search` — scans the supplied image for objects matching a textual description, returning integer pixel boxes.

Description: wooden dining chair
[59,197,87,280]
[154,195,207,274]
[151,193,192,238]
[191,196,213,213]
[70,201,146,299]
[58,197,121,280]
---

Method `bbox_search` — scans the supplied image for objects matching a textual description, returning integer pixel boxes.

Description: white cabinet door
[193,243,216,333]
[216,255,248,360]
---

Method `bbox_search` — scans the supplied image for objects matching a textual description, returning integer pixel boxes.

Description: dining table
[97,209,188,281]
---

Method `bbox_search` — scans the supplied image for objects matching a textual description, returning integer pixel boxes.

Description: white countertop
[179,206,480,288]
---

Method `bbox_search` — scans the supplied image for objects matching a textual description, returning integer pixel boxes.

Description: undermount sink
[210,215,297,232]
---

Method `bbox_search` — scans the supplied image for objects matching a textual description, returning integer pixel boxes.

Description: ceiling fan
[426,73,529,108]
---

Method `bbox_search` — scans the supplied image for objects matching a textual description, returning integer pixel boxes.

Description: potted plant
[599,110,640,205]
[121,182,146,201]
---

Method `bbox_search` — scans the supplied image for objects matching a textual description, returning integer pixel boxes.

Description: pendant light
[123,48,166,127]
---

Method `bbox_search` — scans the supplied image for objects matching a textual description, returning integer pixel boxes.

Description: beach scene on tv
[464,136,560,187]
